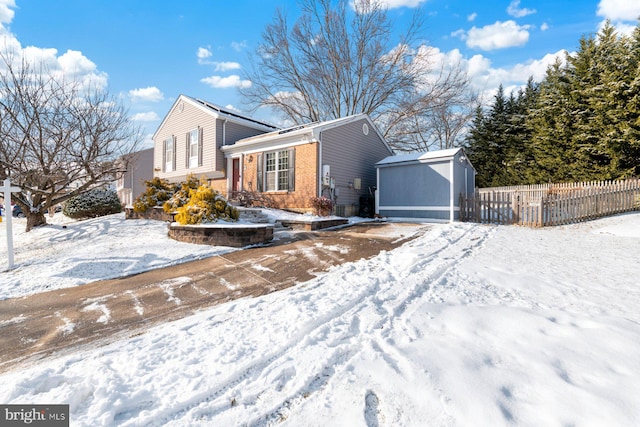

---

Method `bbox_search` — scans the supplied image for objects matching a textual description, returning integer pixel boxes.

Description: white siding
[154,100,218,182]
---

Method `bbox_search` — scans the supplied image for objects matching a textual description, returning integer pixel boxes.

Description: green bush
[63,188,122,219]
[174,184,239,225]
[132,177,178,213]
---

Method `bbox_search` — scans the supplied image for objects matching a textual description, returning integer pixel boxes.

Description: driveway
[0,222,426,374]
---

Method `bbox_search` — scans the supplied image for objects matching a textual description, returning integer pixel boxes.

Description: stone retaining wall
[278,218,349,231]
[168,224,274,247]
[125,207,174,222]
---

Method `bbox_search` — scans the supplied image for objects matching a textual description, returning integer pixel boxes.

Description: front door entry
[232,158,240,193]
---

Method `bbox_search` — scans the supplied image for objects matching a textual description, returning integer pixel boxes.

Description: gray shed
[375,147,475,221]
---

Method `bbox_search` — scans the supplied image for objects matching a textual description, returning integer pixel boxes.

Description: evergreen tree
[465,86,511,187]
[528,58,580,182]
[464,106,491,187]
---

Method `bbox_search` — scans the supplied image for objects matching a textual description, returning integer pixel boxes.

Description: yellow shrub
[173,184,239,225]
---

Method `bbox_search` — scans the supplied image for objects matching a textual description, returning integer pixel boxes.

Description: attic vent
[363,123,369,135]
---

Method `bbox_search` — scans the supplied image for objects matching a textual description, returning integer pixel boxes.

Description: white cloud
[0,1,108,90]
[541,22,549,31]
[467,12,477,22]
[58,49,98,75]
[214,61,241,72]
[231,41,247,52]
[598,19,637,36]
[0,0,15,24]
[132,112,160,122]
[412,45,567,105]
[349,0,426,11]
[224,104,241,112]
[128,87,164,102]
[597,0,640,21]
[460,20,531,51]
[197,47,212,60]
[201,75,252,89]
[466,50,568,98]
[506,0,536,18]
[376,0,427,8]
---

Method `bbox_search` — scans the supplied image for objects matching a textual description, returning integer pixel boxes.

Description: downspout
[222,119,227,146]
[465,165,468,196]
[223,119,228,194]
[375,167,380,216]
[317,131,322,197]
[130,161,134,207]
[449,158,455,222]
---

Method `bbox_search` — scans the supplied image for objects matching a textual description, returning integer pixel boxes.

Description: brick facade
[209,178,228,196]
[243,142,319,213]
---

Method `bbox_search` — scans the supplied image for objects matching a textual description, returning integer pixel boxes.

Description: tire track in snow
[146,277,386,426]
[149,224,493,426]
[245,224,494,425]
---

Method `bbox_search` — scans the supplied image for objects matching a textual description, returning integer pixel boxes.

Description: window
[163,137,175,172]
[188,129,200,168]
[258,148,295,192]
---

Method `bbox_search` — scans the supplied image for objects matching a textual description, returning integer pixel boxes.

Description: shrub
[229,190,274,208]
[310,196,333,216]
[132,177,178,213]
[63,188,122,219]
[173,184,239,225]
[163,174,202,213]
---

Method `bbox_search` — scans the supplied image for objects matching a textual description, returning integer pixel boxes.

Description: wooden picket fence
[460,178,640,227]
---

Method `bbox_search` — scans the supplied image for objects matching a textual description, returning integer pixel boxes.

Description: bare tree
[241,0,477,151]
[0,53,142,231]
[381,58,481,151]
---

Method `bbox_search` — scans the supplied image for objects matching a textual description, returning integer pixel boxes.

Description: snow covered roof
[376,147,464,166]
[222,113,391,154]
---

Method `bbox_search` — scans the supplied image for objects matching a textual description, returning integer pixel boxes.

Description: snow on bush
[173,185,239,225]
[63,188,122,219]
[163,174,201,213]
[132,177,179,213]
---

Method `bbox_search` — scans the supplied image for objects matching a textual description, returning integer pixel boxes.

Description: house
[152,95,277,191]
[221,113,393,216]
[115,147,154,207]
[375,147,475,221]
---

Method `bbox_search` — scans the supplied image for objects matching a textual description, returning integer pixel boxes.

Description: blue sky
[2,0,640,147]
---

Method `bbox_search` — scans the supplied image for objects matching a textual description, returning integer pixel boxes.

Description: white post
[2,178,22,270]
[449,159,455,222]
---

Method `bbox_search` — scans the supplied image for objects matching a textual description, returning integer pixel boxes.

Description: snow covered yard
[0,212,639,426]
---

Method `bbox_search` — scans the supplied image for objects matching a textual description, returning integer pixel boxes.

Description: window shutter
[288,147,295,191]
[198,127,203,167]
[162,139,167,172]
[172,136,177,172]
[256,153,263,192]
[186,131,190,168]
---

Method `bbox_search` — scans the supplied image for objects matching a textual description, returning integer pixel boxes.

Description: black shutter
[256,153,263,192]
[162,139,167,172]
[288,148,295,192]
[198,127,203,167]
[172,136,177,172]
[185,131,190,168]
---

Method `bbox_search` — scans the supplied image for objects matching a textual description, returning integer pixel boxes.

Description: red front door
[232,158,240,193]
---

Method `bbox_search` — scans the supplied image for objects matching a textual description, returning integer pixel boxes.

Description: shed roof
[376,147,463,167]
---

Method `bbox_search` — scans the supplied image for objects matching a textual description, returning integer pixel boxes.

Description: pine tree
[528,58,580,182]
[465,86,512,187]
